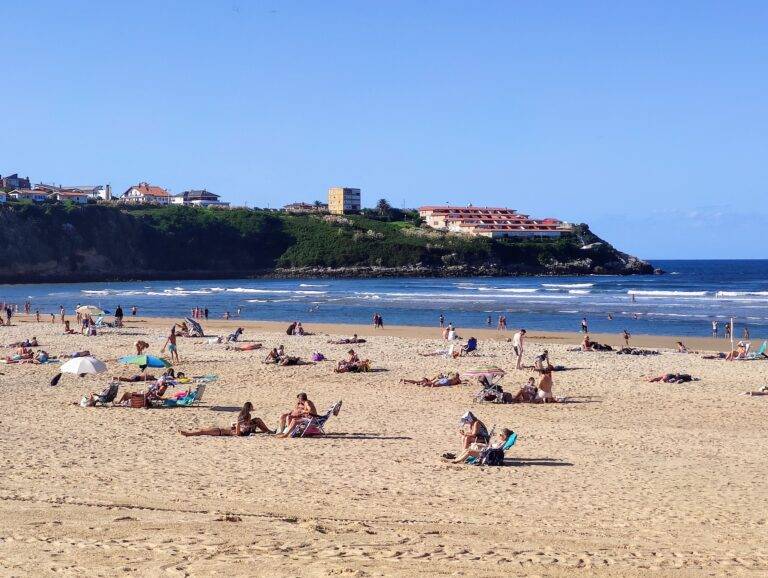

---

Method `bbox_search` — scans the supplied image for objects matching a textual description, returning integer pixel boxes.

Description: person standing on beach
[622,329,631,347]
[114,305,124,328]
[162,327,180,363]
[59,305,65,323]
[132,306,138,317]
[439,313,445,328]
[204,307,209,320]
[581,317,589,334]
[724,322,731,340]
[35,310,40,323]
[743,325,750,340]
[486,314,492,326]
[512,329,526,370]
[712,320,718,338]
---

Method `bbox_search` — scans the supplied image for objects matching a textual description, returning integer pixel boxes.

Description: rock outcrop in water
[0,203,653,283]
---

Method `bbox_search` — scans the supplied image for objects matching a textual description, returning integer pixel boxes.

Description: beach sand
[1,315,767,576]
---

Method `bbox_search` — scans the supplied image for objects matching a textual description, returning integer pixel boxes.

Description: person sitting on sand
[226,342,262,351]
[264,348,280,363]
[277,393,317,436]
[448,428,513,464]
[676,341,688,353]
[534,350,551,373]
[402,372,461,387]
[581,334,593,351]
[646,373,695,384]
[180,402,274,436]
[510,377,539,403]
[726,342,748,361]
[335,349,370,373]
[63,320,76,334]
[458,411,490,450]
[534,369,559,403]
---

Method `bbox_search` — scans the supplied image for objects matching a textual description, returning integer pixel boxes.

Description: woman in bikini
[180,402,273,436]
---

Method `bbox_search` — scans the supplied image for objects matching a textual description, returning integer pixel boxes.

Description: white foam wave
[716,291,768,298]
[542,283,594,288]
[82,290,111,295]
[226,288,292,294]
[568,289,591,295]
[627,290,707,297]
[478,287,538,293]
[299,283,329,287]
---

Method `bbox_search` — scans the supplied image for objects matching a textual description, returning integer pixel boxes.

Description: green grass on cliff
[0,202,632,280]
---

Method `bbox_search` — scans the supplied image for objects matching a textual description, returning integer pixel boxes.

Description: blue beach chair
[466,431,518,465]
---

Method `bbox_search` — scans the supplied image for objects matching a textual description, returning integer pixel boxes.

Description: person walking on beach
[512,328,526,370]
[724,322,732,340]
[114,305,124,328]
[439,313,445,328]
[59,305,65,323]
[132,305,138,317]
[486,314,492,326]
[163,327,180,363]
[580,317,589,334]
[35,310,40,323]
[712,320,718,338]
[204,307,209,320]
[743,325,750,340]
[622,329,631,348]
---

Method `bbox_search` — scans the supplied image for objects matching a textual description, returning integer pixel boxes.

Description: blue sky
[1,1,766,259]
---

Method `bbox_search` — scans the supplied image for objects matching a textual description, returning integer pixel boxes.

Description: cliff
[0,203,654,283]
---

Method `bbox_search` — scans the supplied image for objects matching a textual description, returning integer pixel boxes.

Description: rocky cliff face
[0,204,654,283]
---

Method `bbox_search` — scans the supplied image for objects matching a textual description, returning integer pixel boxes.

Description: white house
[120,182,171,204]
[171,189,229,207]
[50,191,90,205]
[9,189,50,202]
[36,183,111,200]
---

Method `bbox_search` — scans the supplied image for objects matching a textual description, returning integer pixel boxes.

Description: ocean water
[1,260,767,338]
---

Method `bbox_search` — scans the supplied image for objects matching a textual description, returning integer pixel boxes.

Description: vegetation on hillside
[0,201,651,282]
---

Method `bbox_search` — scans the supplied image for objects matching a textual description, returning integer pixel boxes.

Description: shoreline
[14,314,740,352]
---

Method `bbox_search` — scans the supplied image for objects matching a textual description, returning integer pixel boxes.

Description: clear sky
[2,1,766,259]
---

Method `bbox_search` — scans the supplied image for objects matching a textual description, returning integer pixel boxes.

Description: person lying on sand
[113,373,157,382]
[445,428,513,464]
[277,393,317,437]
[225,342,262,351]
[5,337,38,348]
[646,373,695,384]
[457,411,490,450]
[327,334,367,345]
[401,372,461,387]
[741,386,768,396]
[180,402,274,436]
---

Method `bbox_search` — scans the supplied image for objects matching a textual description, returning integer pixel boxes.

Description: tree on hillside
[376,198,392,218]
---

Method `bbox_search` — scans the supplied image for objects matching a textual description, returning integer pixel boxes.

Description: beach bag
[311,352,325,362]
[481,449,505,466]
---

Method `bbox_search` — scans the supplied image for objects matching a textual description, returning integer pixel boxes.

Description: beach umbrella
[60,356,108,375]
[118,354,171,368]
[184,317,204,337]
[463,365,506,378]
[76,305,105,316]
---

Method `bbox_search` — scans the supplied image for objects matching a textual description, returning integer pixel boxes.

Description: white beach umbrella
[76,305,105,316]
[60,356,107,375]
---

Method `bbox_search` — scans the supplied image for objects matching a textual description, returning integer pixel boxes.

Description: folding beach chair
[466,431,518,465]
[290,401,342,438]
[746,341,767,360]
[94,382,119,405]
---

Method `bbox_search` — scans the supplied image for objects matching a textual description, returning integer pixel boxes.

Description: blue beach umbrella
[118,354,172,368]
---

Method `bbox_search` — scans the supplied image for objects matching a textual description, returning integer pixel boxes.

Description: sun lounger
[745,341,767,360]
[466,431,518,466]
[162,384,207,407]
[289,401,342,437]
[94,383,119,405]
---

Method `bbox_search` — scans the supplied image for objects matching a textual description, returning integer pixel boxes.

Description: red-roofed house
[120,182,172,205]
[418,205,572,238]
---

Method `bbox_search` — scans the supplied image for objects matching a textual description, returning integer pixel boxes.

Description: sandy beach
[1,315,767,576]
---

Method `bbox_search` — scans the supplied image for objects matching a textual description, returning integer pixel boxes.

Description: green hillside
[0,202,653,283]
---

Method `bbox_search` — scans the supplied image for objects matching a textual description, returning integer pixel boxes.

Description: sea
[1,260,767,338]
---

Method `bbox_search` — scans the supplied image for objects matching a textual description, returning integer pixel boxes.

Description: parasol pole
[730,317,734,353]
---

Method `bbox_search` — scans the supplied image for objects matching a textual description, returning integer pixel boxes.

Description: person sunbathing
[113,373,157,382]
[534,369,560,403]
[419,344,459,358]
[327,334,366,345]
[741,385,768,396]
[402,372,461,387]
[448,428,513,464]
[277,393,317,436]
[278,355,302,366]
[726,342,748,361]
[646,373,695,383]
[226,342,262,351]
[180,402,274,436]
[458,411,490,450]
[264,348,280,363]
[510,377,539,403]
[6,337,38,348]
